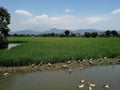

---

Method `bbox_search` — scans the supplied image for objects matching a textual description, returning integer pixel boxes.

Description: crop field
[0,37,120,66]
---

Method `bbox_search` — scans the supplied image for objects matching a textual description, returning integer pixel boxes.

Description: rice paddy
[0,37,120,66]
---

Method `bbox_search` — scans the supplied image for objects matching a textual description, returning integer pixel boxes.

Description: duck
[79,67,83,70]
[82,59,86,62]
[3,72,9,76]
[104,57,107,59]
[78,84,84,88]
[62,64,68,69]
[67,60,71,64]
[88,86,92,90]
[77,60,81,63]
[69,68,72,73]
[80,79,85,83]
[48,63,51,67]
[103,84,110,88]
[88,82,96,87]
[89,60,93,64]
[31,64,35,67]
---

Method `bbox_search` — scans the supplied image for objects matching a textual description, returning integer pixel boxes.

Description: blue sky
[1,0,120,31]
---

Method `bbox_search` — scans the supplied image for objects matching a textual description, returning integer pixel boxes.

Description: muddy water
[0,65,120,90]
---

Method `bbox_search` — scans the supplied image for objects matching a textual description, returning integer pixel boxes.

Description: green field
[0,37,120,66]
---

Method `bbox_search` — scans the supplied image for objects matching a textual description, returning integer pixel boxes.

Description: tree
[104,30,118,37]
[70,33,76,37]
[111,30,118,37]
[59,34,65,37]
[0,7,10,35]
[0,7,11,48]
[91,32,98,38]
[105,30,111,37]
[84,32,91,38]
[64,30,70,37]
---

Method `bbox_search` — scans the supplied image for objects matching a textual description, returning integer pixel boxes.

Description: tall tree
[91,32,98,38]
[84,32,91,38]
[111,30,118,37]
[0,7,11,48]
[105,30,111,37]
[64,30,70,37]
[0,7,10,35]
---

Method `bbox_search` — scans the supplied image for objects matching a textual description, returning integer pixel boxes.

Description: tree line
[9,30,120,38]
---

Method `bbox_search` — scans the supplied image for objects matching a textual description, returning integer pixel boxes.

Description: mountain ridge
[9,28,120,35]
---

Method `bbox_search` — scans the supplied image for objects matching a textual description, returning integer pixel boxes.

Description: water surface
[8,44,20,49]
[0,65,120,90]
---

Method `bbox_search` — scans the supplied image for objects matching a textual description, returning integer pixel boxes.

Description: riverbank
[0,58,120,74]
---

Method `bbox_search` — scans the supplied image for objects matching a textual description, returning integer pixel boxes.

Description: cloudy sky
[1,0,120,32]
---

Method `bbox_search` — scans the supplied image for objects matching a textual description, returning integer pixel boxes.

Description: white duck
[3,73,9,76]
[78,84,84,88]
[88,86,92,90]
[48,63,51,67]
[88,82,96,87]
[67,60,71,64]
[103,84,110,88]
[79,67,84,70]
[69,68,72,73]
[80,79,85,83]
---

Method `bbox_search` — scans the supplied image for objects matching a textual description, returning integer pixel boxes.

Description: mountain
[9,30,41,35]
[43,28,104,35]
[10,28,120,35]
[43,28,65,34]
[43,28,103,35]
[73,29,103,35]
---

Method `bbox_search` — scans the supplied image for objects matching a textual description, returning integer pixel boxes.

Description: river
[0,65,120,90]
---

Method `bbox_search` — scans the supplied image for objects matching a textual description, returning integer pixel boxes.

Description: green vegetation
[0,37,120,66]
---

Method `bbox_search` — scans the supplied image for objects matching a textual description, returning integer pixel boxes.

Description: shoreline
[0,58,120,74]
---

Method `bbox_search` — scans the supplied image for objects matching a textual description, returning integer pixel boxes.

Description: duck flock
[77,79,110,90]
[2,59,111,90]
[66,60,111,90]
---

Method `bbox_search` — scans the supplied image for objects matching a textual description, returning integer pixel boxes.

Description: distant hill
[43,28,65,34]
[9,30,41,35]
[9,28,120,35]
[43,28,104,35]
[72,29,103,35]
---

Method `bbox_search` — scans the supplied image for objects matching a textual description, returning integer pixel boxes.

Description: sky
[1,0,120,32]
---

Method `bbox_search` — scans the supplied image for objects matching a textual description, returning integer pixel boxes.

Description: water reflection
[0,65,120,90]
[0,74,15,90]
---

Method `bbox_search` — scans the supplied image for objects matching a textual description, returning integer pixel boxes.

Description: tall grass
[0,37,120,66]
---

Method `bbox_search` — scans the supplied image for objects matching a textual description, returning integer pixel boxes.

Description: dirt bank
[0,58,120,74]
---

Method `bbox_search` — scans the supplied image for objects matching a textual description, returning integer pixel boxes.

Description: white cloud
[86,17,107,24]
[64,9,74,13]
[15,10,33,16]
[50,15,74,24]
[33,14,49,24]
[112,9,120,15]
[10,9,120,31]
[49,15,79,29]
